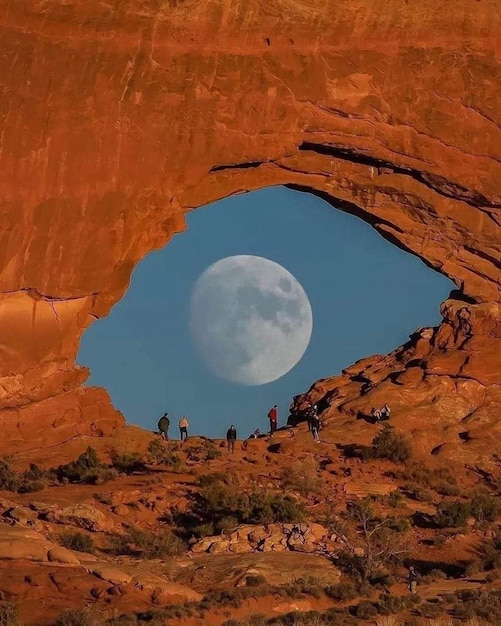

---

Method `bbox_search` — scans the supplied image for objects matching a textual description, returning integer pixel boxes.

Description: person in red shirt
[268,405,278,437]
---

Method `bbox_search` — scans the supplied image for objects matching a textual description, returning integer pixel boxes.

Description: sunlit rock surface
[0,0,499,459]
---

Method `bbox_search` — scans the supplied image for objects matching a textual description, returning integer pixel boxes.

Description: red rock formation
[0,0,499,457]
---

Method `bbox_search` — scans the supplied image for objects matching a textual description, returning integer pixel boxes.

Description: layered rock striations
[0,0,499,458]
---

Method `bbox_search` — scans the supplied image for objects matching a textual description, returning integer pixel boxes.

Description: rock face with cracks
[0,0,499,459]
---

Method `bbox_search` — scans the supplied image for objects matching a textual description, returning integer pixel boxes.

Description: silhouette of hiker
[157,413,170,440]
[268,405,278,437]
[226,424,237,454]
[407,566,419,594]
[309,405,320,443]
[179,416,189,441]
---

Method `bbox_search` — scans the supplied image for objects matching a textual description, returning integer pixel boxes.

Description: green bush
[453,588,501,623]
[0,457,21,492]
[470,491,500,523]
[478,533,501,571]
[146,439,181,469]
[0,603,23,626]
[245,575,266,587]
[416,601,442,619]
[354,600,378,620]
[54,448,116,484]
[324,582,358,601]
[369,425,411,463]
[191,474,305,533]
[376,592,410,615]
[110,451,146,474]
[434,500,471,528]
[403,482,433,502]
[434,482,461,496]
[53,607,104,626]
[109,527,186,558]
[397,462,457,492]
[386,490,404,508]
[58,531,95,554]
[280,459,321,496]
[184,439,221,462]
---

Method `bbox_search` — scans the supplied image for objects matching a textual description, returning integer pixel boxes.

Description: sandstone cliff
[0,0,499,458]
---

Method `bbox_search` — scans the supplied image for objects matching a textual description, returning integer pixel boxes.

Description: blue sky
[78,186,453,438]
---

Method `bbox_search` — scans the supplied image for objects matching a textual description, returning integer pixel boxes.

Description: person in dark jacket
[157,413,170,440]
[407,566,419,594]
[309,405,320,443]
[226,425,237,454]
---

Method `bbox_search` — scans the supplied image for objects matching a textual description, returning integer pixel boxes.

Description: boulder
[90,564,133,586]
[0,525,53,561]
[47,547,81,565]
[46,504,114,532]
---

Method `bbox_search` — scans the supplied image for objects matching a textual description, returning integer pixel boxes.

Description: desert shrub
[376,592,410,615]
[431,534,447,547]
[93,493,112,505]
[421,568,448,583]
[397,462,458,492]
[387,516,411,533]
[191,474,305,533]
[434,482,461,496]
[434,500,471,528]
[245,575,266,587]
[184,439,221,462]
[19,480,45,493]
[0,457,21,492]
[248,491,305,524]
[53,607,104,626]
[324,581,358,601]
[0,603,23,626]
[280,459,321,496]
[340,499,411,581]
[146,439,181,469]
[477,533,501,570]
[386,490,404,508]
[415,601,442,619]
[403,482,433,502]
[110,451,146,474]
[58,531,95,554]
[451,589,501,623]
[109,527,186,558]
[54,448,116,484]
[369,425,411,463]
[353,600,378,620]
[288,576,324,599]
[470,491,500,524]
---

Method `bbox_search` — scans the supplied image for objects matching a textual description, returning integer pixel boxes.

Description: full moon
[189,255,313,385]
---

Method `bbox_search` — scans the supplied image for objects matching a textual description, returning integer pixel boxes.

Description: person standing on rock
[179,416,189,441]
[309,405,321,443]
[226,424,237,454]
[268,405,278,437]
[157,413,170,440]
[407,566,419,594]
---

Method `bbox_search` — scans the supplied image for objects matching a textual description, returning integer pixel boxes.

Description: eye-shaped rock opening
[77,185,458,445]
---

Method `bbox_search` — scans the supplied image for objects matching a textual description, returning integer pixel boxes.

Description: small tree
[471,492,500,524]
[434,500,471,528]
[327,498,412,582]
[370,425,411,463]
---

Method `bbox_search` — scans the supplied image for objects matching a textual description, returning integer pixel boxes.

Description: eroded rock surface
[0,0,499,453]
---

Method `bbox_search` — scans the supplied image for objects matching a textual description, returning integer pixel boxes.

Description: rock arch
[0,0,499,457]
